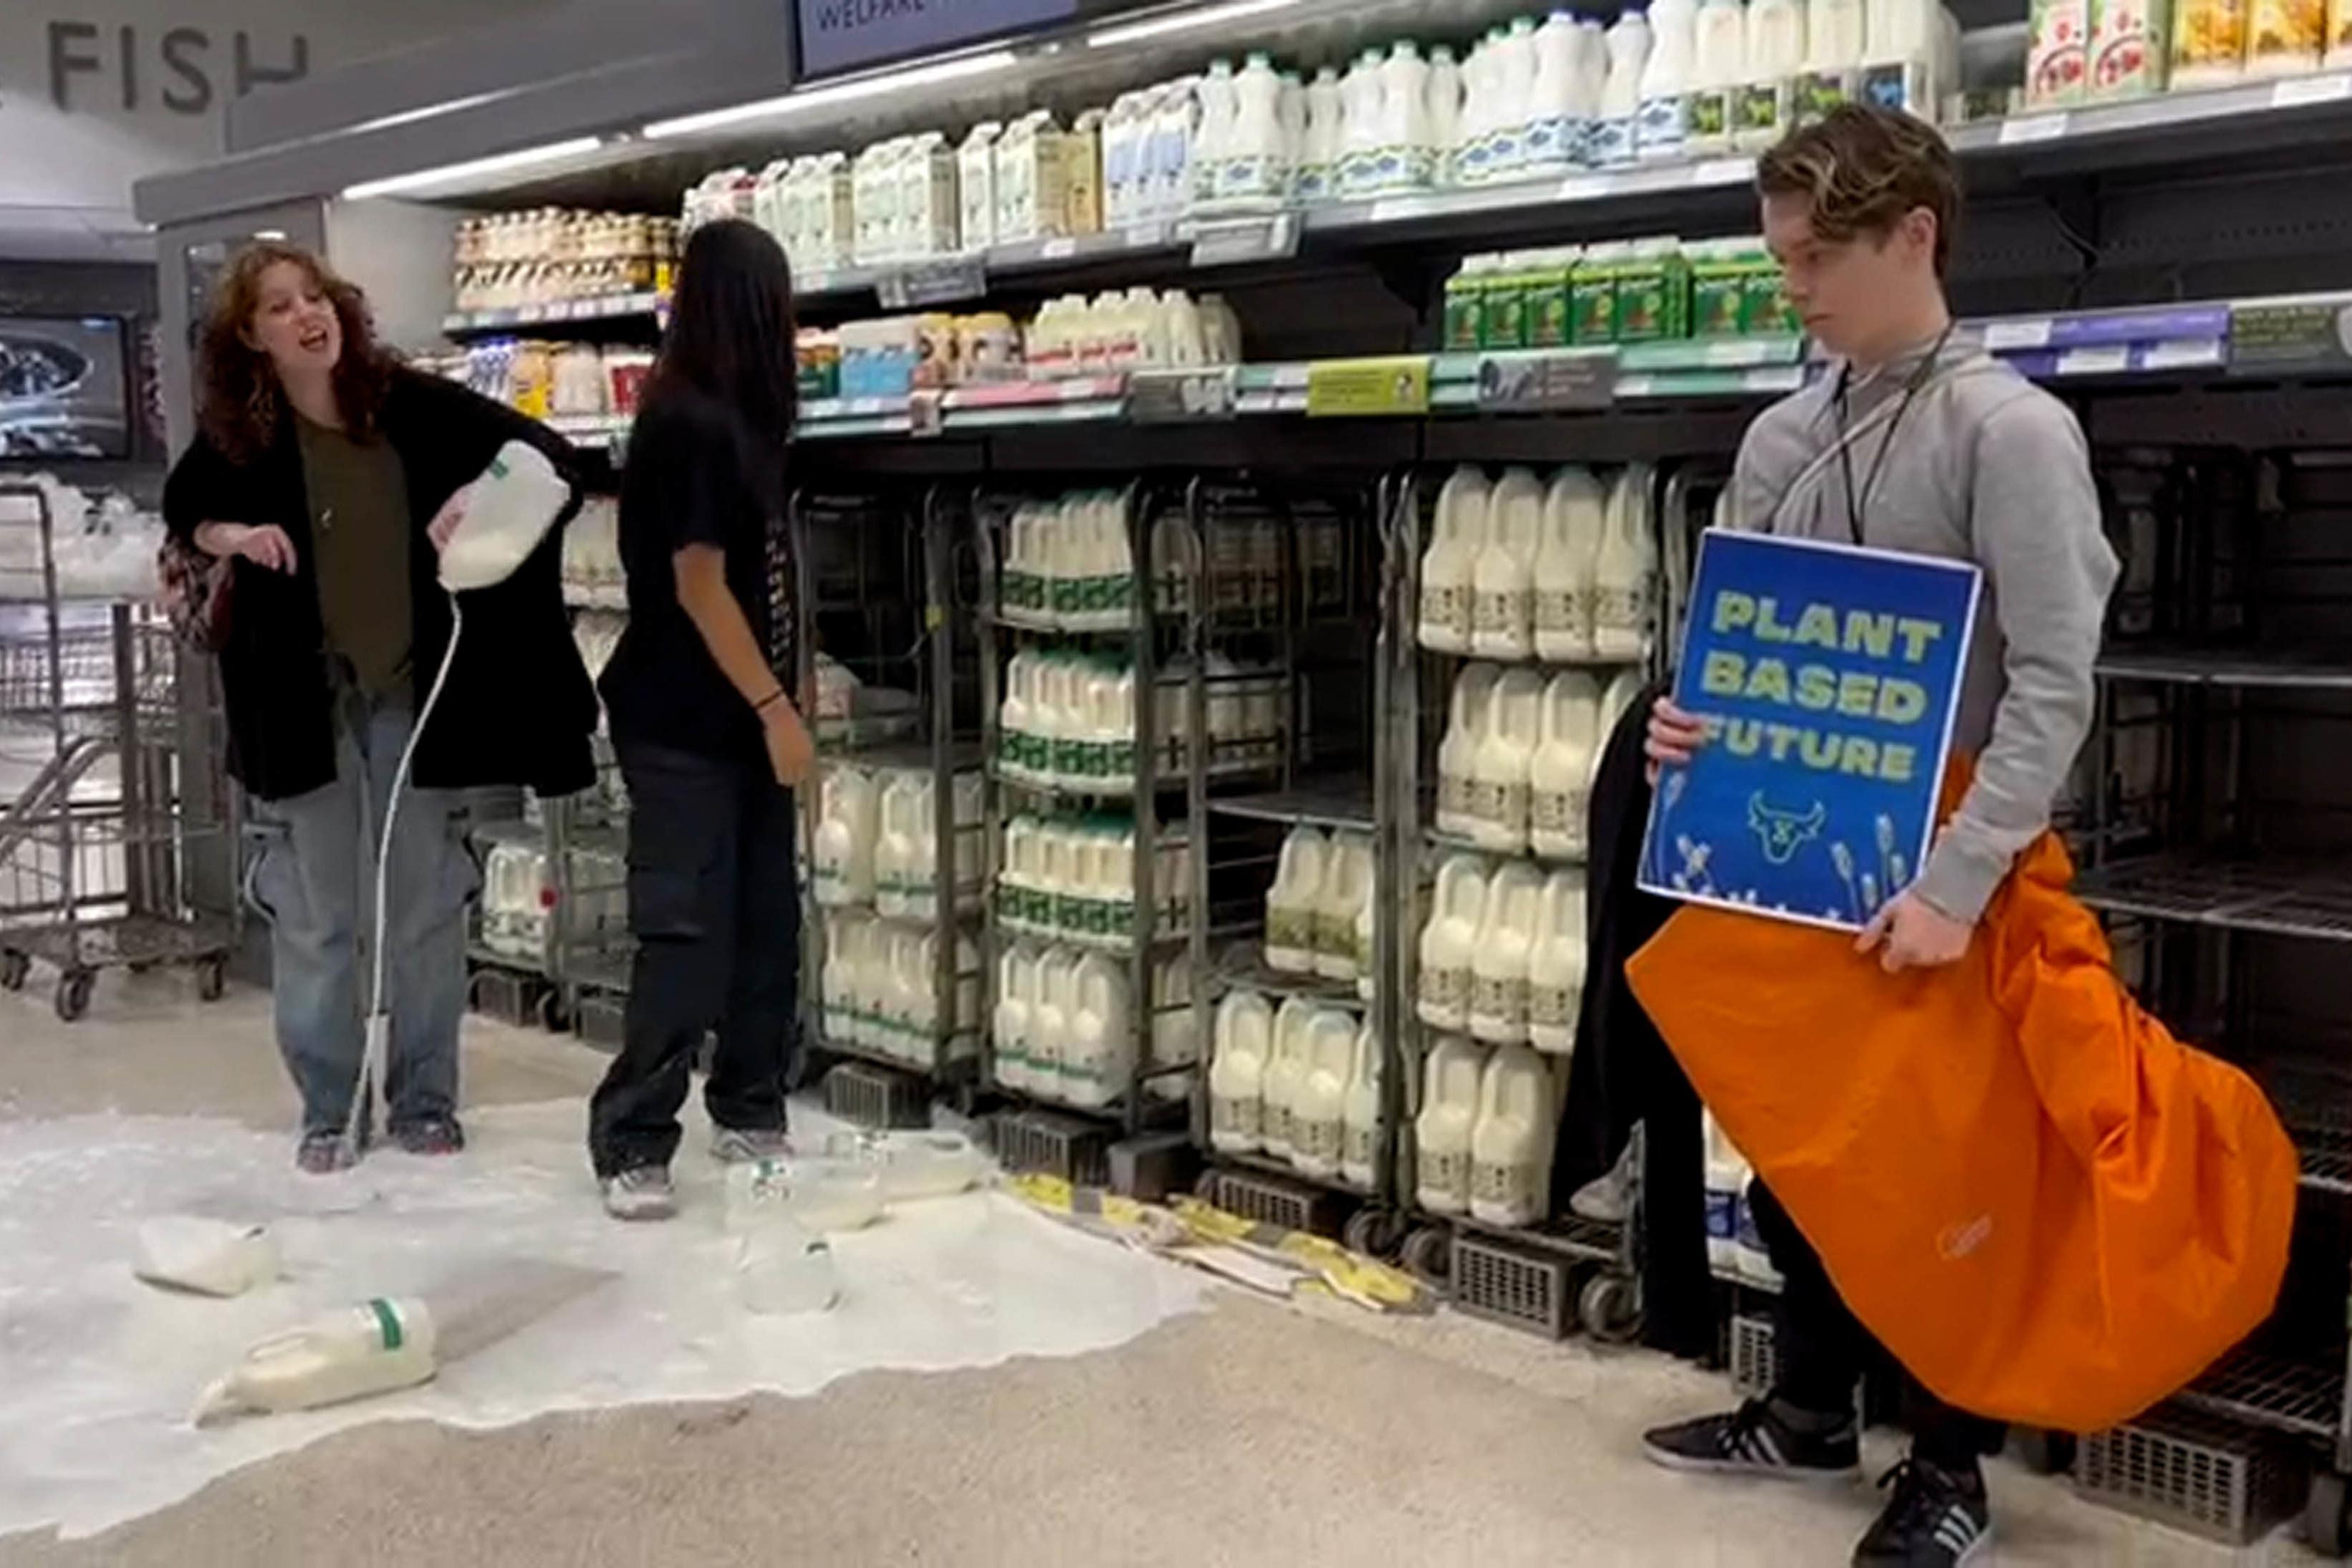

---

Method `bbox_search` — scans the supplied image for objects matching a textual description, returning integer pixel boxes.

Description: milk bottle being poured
[1534,466,1608,662]
[1639,0,1698,163]
[1597,9,1653,168]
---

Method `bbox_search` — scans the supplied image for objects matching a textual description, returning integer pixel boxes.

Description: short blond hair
[1757,105,1961,277]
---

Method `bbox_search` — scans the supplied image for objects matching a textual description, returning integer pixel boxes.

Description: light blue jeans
[244,687,479,1137]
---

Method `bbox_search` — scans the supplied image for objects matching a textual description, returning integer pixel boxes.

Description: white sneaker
[710,1127,792,1164]
[603,1165,676,1221]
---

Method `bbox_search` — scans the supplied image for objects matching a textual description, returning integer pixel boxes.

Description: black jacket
[163,368,596,803]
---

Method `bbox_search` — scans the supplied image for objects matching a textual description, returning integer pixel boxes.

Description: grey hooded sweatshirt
[1727,333,2118,925]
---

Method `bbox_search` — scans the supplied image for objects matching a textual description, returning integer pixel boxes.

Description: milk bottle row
[994,943,1197,1108]
[1001,491,1138,631]
[479,840,628,966]
[819,913,981,1072]
[1419,464,1659,665]
[1208,991,1384,1187]
[1263,828,1378,999]
[998,648,1288,789]
[1436,664,1648,856]
[1444,237,1795,352]
[1025,291,1244,380]
[998,811,1196,951]
[811,764,985,919]
[1417,1037,1563,1227]
[1419,857,1590,1052]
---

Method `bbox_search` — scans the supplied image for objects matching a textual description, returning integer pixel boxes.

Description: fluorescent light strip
[341,137,605,201]
[643,49,1020,140]
[1085,0,1300,48]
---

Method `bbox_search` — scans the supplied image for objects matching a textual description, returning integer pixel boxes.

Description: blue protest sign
[1638,532,1981,931]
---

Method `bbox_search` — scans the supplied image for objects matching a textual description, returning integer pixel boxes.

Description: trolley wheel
[537,991,570,1033]
[2011,1428,2076,1477]
[1194,1168,1225,1204]
[196,957,228,1002]
[54,968,95,1023]
[1578,1271,1644,1343]
[1343,1208,1407,1260]
[2307,1470,2349,1557]
[1401,1225,1451,1287]
[0,950,27,991]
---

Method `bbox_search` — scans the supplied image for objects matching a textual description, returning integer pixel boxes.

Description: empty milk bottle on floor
[1418,855,1489,1031]
[1264,825,1329,973]
[1341,1016,1383,1188]
[1527,870,1588,1055]
[1210,988,1274,1152]
[1471,860,1544,1044]
[1592,466,1658,663]
[194,1297,439,1423]
[1530,670,1603,860]
[1292,1007,1359,1178]
[1416,1036,1490,1216]
[1419,465,1489,652]
[1472,1044,1556,1227]
[1534,466,1607,662]
[1472,466,1543,660]
[1436,663,1502,836]
[1471,668,1545,853]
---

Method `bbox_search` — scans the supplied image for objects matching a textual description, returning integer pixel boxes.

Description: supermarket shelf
[2073,856,2352,942]
[1216,1147,1373,1198]
[441,292,663,336]
[1214,943,1371,1010]
[2300,1140,2352,1196]
[1206,781,1376,832]
[1453,1208,1624,1266]
[1424,827,1588,869]
[1947,72,2352,160]
[2098,644,2352,689]
[813,1030,974,1079]
[2176,1347,2346,1442]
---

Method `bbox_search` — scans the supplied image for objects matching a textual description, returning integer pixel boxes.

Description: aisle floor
[0,975,2315,1567]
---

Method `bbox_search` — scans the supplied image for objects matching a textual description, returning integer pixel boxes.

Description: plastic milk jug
[1418,855,1489,1031]
[1592,466,1657,663]
[1353,857,1378,1002]
[993,944,1040,1092]
[905,773,941,922]
[1316,833,1376,983]
[1224,53,1286,207]
[1265,826,1329,972]
[1704,1111,1747,1278]
[1378,42,1435,191]
[1492,18,1540,178]
[1470,860,1544,1043]
[1341,1017,1383,1188]
[1437,663,1503,837]
[1292,1008,1359,1178]
[1300,68,1344,202]
[1528,870,1588,1054]
[1808,0,1867,75]
[1102,97,1142,228]
[1638,0,1697,163]
[1416,1036,1489,1215]
[1193,61,1239,208]
[1066,953,1132,1109]
[1598,9,1653,166]
[1740,0,1803,146]
[960,124,1002,251]
[1335,50,1382,196]
[1426,47,1464,186]
[1596,669,1646,777]
[1534,466,1608,661]
[193,1297,439,1423]
[1473,466,1545,660]
[1471,668,1546,853]
[1527,11,1587,168]
[1210,988,1274,1152]
[1472,1044,1555,1227]
[1690,0,1749,153]
[1531,671,1603,860]
[1152,80,1201,221]
[823,915,863,1041]
[815,764,878,906]
[1027,948,1077,1098]
[1419,465,1491,652]
[1263,998,1318,1160]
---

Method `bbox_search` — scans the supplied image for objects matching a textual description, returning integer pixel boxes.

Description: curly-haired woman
[163,241,596,1172]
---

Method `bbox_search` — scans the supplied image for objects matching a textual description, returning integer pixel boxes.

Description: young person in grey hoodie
[1639,106,2118,1568]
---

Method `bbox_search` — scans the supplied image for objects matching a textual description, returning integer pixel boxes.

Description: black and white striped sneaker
[1642,1398,1861,1478]
[1853,1457,1991,1567]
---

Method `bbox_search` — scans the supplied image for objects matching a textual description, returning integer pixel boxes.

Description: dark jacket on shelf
[1553,679,1717,1362]
[163,368,597,804]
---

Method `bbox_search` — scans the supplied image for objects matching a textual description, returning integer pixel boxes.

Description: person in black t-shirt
[590,220,814,1220]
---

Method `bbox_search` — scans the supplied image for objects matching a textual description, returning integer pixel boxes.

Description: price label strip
[1128,367,1240,423]
[1474,350,1618,413]
[1305,355,1432,418]
[1189,213,1301,270]
[877,256,989,310]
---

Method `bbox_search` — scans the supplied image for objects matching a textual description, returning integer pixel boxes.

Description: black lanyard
[1835,324,1954,547]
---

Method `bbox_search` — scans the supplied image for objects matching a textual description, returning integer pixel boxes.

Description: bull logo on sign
[1747,793,1825,865]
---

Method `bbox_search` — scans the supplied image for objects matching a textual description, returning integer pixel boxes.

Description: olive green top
[296,415,413,697]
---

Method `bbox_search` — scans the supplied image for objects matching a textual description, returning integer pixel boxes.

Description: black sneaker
[391,1116,466,1156]
[1643,1398,1861,1478]
[1853,1457,1991,1567]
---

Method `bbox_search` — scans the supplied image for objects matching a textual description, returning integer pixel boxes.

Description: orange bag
[1627,825,2299,1433]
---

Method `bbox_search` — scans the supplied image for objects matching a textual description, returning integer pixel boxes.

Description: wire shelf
[1206,781,1376,832]
[2073,857,2352,943]
[2098,644,2352,690]
[2176,1349,2346,1441]
[1211,943,1371,1009]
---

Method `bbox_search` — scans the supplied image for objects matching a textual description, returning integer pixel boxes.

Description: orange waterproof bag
[1627,829,2298,1433]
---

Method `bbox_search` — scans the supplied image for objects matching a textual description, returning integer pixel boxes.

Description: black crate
[822,1062,929,1129]
[2075,1406,2302,1546]
[994,1107,1112,1185]
[1451,1231,1573,1339]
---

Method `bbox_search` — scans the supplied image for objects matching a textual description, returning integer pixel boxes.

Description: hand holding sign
[1640,532,1982,932]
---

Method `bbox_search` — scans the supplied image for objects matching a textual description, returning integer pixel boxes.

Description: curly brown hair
[1757,105,1960,279]
[196,241,394,464]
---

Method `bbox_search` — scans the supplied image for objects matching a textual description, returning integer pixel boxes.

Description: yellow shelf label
[1305,355,1431,418]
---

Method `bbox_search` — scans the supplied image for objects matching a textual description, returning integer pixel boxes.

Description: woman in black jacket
[163,240,595,1173]
[589,220,813,1221]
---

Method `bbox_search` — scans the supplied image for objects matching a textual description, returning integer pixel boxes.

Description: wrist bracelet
[754,688,787,715]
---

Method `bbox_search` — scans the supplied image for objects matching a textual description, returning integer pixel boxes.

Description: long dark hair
[197,241,394,464]
[648,219,798,449]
